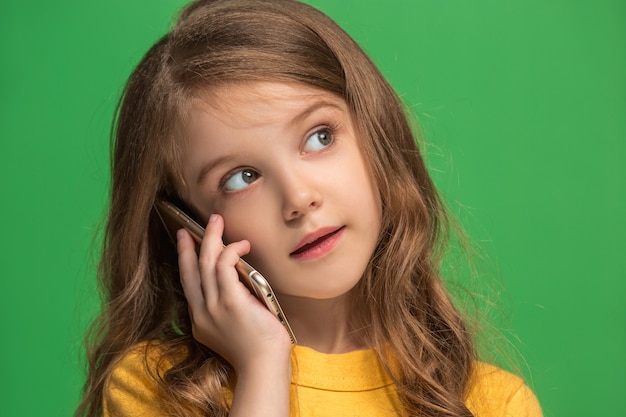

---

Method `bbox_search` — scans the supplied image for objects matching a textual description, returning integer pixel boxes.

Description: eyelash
[217,122,340,193]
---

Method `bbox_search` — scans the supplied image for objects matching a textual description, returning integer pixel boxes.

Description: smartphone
[154,198,297,344]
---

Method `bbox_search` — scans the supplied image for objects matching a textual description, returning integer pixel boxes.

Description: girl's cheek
[220,212,256,244]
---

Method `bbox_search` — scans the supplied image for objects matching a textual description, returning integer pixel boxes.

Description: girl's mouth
[289,226,345,260]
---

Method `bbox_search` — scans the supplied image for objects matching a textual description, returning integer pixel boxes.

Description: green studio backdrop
[1,1,624,416]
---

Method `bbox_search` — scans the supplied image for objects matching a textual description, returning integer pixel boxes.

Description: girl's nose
[281,174,323,221]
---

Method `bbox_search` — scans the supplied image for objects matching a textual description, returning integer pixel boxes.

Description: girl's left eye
[303,127,335,152]
[222,168,259,192]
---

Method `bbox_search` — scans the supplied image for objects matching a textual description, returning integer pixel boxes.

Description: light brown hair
[76,0,475,416]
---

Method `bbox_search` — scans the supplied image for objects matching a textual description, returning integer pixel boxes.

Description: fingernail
[209,214,218,223]
[176,229,185,241]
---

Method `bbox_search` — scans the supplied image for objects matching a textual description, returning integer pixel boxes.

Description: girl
[77,0,542,416]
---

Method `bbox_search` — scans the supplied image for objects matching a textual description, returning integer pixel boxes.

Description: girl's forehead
[189,81,347,125]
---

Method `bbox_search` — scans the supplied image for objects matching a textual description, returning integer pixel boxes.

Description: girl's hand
[176,213,292,371]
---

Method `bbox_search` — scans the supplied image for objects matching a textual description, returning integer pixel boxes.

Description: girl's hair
[76,0,475,416]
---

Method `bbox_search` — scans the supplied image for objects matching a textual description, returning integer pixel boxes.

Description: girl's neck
[278,294,367,354]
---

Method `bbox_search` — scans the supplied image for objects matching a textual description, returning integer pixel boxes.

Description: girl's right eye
[221,168,259,192]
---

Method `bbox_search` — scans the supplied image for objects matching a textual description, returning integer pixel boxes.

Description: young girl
[77,0,542,416]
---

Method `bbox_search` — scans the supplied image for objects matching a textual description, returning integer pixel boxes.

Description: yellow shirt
[104,343,542,417]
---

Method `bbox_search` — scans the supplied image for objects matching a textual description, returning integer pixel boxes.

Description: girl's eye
[303,127,335,152]
[222,169,259,191]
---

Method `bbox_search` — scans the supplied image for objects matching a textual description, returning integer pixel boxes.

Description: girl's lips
[290,226,345,260]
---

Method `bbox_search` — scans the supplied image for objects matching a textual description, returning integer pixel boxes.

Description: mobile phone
[154,198,297,344]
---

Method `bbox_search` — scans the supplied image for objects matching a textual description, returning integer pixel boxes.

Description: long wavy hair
[76,0,475,416]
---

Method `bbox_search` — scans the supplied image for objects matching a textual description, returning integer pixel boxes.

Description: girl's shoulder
[466,362,543,417]
[103,341,184,417]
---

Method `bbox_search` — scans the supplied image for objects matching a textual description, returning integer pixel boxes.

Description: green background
[1,1,624,415]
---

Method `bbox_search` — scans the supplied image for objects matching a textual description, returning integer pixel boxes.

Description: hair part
[76,1,475,416]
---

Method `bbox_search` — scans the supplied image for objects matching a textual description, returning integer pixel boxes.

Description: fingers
[176,214,292,367]
[177,214,229,302]
[197,214,224,303]
[214,239,251,299]
[196,215,249,299]
[177,213,254,315]
[177,228,205,311]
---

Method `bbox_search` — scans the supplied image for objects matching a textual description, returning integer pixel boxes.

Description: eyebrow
[288,99,343,127]
[196,153,239,185]
[196,99,345,185]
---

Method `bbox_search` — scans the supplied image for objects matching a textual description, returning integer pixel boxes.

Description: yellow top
[104,343,542,417]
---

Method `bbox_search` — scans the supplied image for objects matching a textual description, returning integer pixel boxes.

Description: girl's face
[182,82,381,301]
